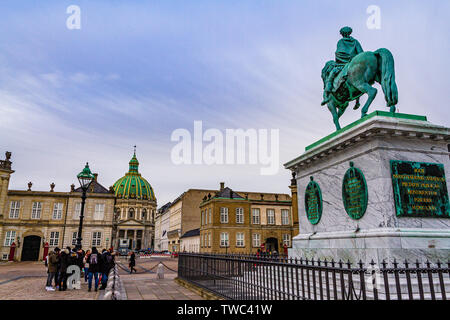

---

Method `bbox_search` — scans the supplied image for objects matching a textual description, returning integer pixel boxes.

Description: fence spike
[426,260,431,268]
[393,259,398,269]
[358,259,364,269]
[415,259,421,268]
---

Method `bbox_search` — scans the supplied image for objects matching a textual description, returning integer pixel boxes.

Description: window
[201,210,204,225]
[220,207,228,223]
[129,208,134,219]
[208,233,211,247]
[31,202,42,219]
[220,232,229,247]
[142,209,147,220]
[236,208,244,224]
[201,234,204,247]
[94,203,105,220]
[4,231,16,246]
[252,208,260,224]
[208,208,212,224]
[267,209,275,225]
[9,201,20,219]
[49,231,59,246]
[283,234,291,247]
[92,232,102,247]
[252,233,261,247]
[281,209,290,225]
[72,231,78,246]
[236,233,245,247]
[52,203,63,220]
[73,202,81,219]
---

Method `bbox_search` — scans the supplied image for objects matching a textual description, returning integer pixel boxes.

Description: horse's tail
[375,48,398,106]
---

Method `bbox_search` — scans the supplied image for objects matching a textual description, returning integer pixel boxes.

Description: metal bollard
[157,263,164,279]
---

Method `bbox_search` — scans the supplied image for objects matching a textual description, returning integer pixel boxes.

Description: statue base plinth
[285,111,450,264]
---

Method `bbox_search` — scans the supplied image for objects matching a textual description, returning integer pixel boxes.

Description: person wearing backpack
[99,249,111,290]
[83,249,90,283]
[87,247,100,292]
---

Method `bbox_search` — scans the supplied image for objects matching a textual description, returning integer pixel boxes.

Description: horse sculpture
[321,48,398,131]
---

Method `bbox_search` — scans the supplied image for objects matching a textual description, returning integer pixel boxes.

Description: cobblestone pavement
[0,261,99,300]
[117,256,203,300]
[0,257,203,300]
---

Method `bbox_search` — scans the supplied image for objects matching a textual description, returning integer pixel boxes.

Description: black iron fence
[178,253,449,300]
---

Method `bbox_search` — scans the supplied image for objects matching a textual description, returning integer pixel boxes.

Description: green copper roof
[113,152,156,201]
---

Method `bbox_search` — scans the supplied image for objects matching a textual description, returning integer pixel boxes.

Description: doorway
[265,237,279,253]
[21,235,41,261]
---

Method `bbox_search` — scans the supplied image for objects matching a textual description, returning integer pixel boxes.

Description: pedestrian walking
[45,247,60,291]
[87,247,100,292]
[129,251,136,274]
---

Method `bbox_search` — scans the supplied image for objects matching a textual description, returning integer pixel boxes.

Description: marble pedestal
[285,111,450,265]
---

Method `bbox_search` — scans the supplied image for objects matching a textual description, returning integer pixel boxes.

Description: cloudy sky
[0,0,448,206]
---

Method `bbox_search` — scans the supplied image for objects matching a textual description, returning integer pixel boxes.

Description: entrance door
[265,237,279,253]
[21,236,41,261]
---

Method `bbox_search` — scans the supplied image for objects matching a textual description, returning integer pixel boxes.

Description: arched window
[142,209,147,220]
[129,208,134,219]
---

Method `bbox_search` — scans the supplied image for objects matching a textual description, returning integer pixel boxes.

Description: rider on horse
[321,26,363,106]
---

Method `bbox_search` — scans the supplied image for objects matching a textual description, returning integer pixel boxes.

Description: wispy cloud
[0,0,448,205]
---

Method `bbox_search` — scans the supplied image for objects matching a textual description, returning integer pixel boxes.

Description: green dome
[113,152,156,201]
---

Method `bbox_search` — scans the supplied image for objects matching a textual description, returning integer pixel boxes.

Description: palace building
[0,152,115,261]
[199,181,299,254]
[0,150,157,261]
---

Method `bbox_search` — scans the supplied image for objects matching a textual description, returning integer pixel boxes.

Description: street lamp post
[76,163,95,250]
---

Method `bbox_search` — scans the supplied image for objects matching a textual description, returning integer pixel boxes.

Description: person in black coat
[57,249,70,291]
[87,247,100,292]
[129,251,136,274]
[99,249,113,290]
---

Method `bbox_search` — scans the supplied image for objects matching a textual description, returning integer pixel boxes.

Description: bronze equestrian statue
[321,27,398,131]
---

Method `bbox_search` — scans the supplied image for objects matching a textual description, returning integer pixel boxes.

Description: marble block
[284,111,450,265]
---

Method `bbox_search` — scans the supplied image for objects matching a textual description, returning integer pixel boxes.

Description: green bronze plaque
[390,160,450,218]
[305,176,322,225]
[342,162,368,220]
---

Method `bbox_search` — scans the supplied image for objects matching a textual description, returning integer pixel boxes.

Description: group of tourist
[45,246,115,292]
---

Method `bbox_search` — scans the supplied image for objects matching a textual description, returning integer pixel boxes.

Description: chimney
[93,173,98,182]
[220,182,225,191]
